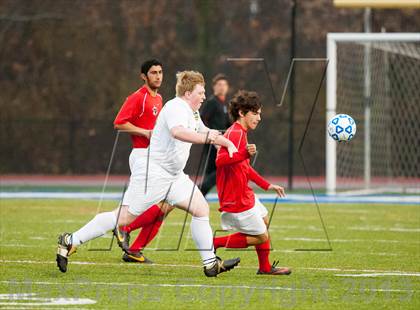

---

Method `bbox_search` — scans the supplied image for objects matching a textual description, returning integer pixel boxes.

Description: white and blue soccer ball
[327,114,356,142]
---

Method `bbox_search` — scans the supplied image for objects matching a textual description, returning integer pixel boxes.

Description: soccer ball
[327,114,356,142]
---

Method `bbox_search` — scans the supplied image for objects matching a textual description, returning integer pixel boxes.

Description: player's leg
[56,206,138,273]
[214,207,269,250]
[112,176,145,251]
[170,174,240,277]
[254,196,291,276]
[122,203,175,263]
[214,230,268,249]
[114,147,156,250]
[120,204,167,234]
[114,203,170,251]
[57,172,157,273]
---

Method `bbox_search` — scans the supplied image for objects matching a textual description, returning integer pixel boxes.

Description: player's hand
[227,141,238,158]
[207,129,221,144]
[268,184,286,198]
[247,144,257,156]
[143,129,152,139]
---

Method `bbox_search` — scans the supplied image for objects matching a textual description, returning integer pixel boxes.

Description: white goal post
[326,32,420,195]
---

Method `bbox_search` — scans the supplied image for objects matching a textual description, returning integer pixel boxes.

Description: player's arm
[171,126,237,157]
[248,166,285,197]
[248,166,270,190]
[113,93,151,138]
[216,130,250,167]
[114,122,151,139]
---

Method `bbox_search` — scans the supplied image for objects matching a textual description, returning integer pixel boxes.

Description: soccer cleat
[257,260,292,276]
[122,251,153,264]
[113,226,130,252]
[56,232,77,273]
[203,256,240,277]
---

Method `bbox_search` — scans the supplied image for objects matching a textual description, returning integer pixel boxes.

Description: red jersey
[216,122,270,213]
[114,86,162,148]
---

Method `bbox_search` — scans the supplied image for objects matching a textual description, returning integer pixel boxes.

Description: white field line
[281,237,419,244]
[348,226,420,233]
[335,273,420,277]
[0,245,403,256]
[277,250,399,256]
[0,294,37,298]
[1,259,419,275]
[0,281,416,293]
[6,223,419,234]
[2,192,420,204]
[0,293,96,306]
[0,244,403,257]
[0,308,89,310]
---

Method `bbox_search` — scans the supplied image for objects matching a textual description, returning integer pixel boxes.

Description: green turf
[0,199,419,309]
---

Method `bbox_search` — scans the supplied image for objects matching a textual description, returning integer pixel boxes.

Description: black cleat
[257,260,292,276]
[113,227,130,252]
[204,256,240,277]
[122,251,153,264]
[56,233,77,273]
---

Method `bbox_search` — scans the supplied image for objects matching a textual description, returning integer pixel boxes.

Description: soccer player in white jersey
[56,71,241,277]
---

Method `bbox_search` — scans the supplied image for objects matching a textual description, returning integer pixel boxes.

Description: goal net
[326,33,420,195]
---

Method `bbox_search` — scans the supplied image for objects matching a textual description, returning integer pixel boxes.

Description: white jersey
[149,96,206,176]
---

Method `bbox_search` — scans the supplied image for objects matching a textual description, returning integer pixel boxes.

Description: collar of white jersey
[174,96,194,113]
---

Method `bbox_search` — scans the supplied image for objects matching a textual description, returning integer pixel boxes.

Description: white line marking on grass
[1,259,419,275]
[0,308,89,310]
[271,250,400,256]
[348,226,420,232]
[0,294,37,298]
[302,267,420,274]
[281,237,419,244]
[0,244,45,248]
[0,281,415,293]
[0,246,402,257]
[335,273,420,277]
[331,209,371,214]
[0,281,305,292]
[0,293,96,306]
[0,259,201,269]
[3,192,420,204]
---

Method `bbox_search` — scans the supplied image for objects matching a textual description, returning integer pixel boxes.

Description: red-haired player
[214,90,291,275]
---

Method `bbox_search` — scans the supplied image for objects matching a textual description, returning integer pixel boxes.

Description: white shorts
[123,150,197,216]
[220,195,268,235]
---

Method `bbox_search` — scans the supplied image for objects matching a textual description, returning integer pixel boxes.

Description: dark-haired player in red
[213,90,291,275]
[113,59,174,263]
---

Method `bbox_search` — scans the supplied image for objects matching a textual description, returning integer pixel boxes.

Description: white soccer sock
[191,216,216,267]
[72,211,117,246]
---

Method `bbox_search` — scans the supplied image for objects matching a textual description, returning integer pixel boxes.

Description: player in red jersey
[213,90,291,275]
[113,59,174,263]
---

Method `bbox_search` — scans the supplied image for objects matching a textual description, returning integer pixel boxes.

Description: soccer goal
[326,32,420,195]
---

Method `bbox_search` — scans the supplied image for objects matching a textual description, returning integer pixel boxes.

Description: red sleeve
[216,128,249,167]
[216,148,250,167]
[248,166,270,190]
[114,93,143,125]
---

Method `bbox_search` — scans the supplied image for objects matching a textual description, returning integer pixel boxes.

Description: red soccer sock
[121,204,163,233]
[255,239,272,272]
[129,219,163,252]
[214,232,248,249]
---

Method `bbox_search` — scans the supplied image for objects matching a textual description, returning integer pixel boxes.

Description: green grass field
[0,199,419,309]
